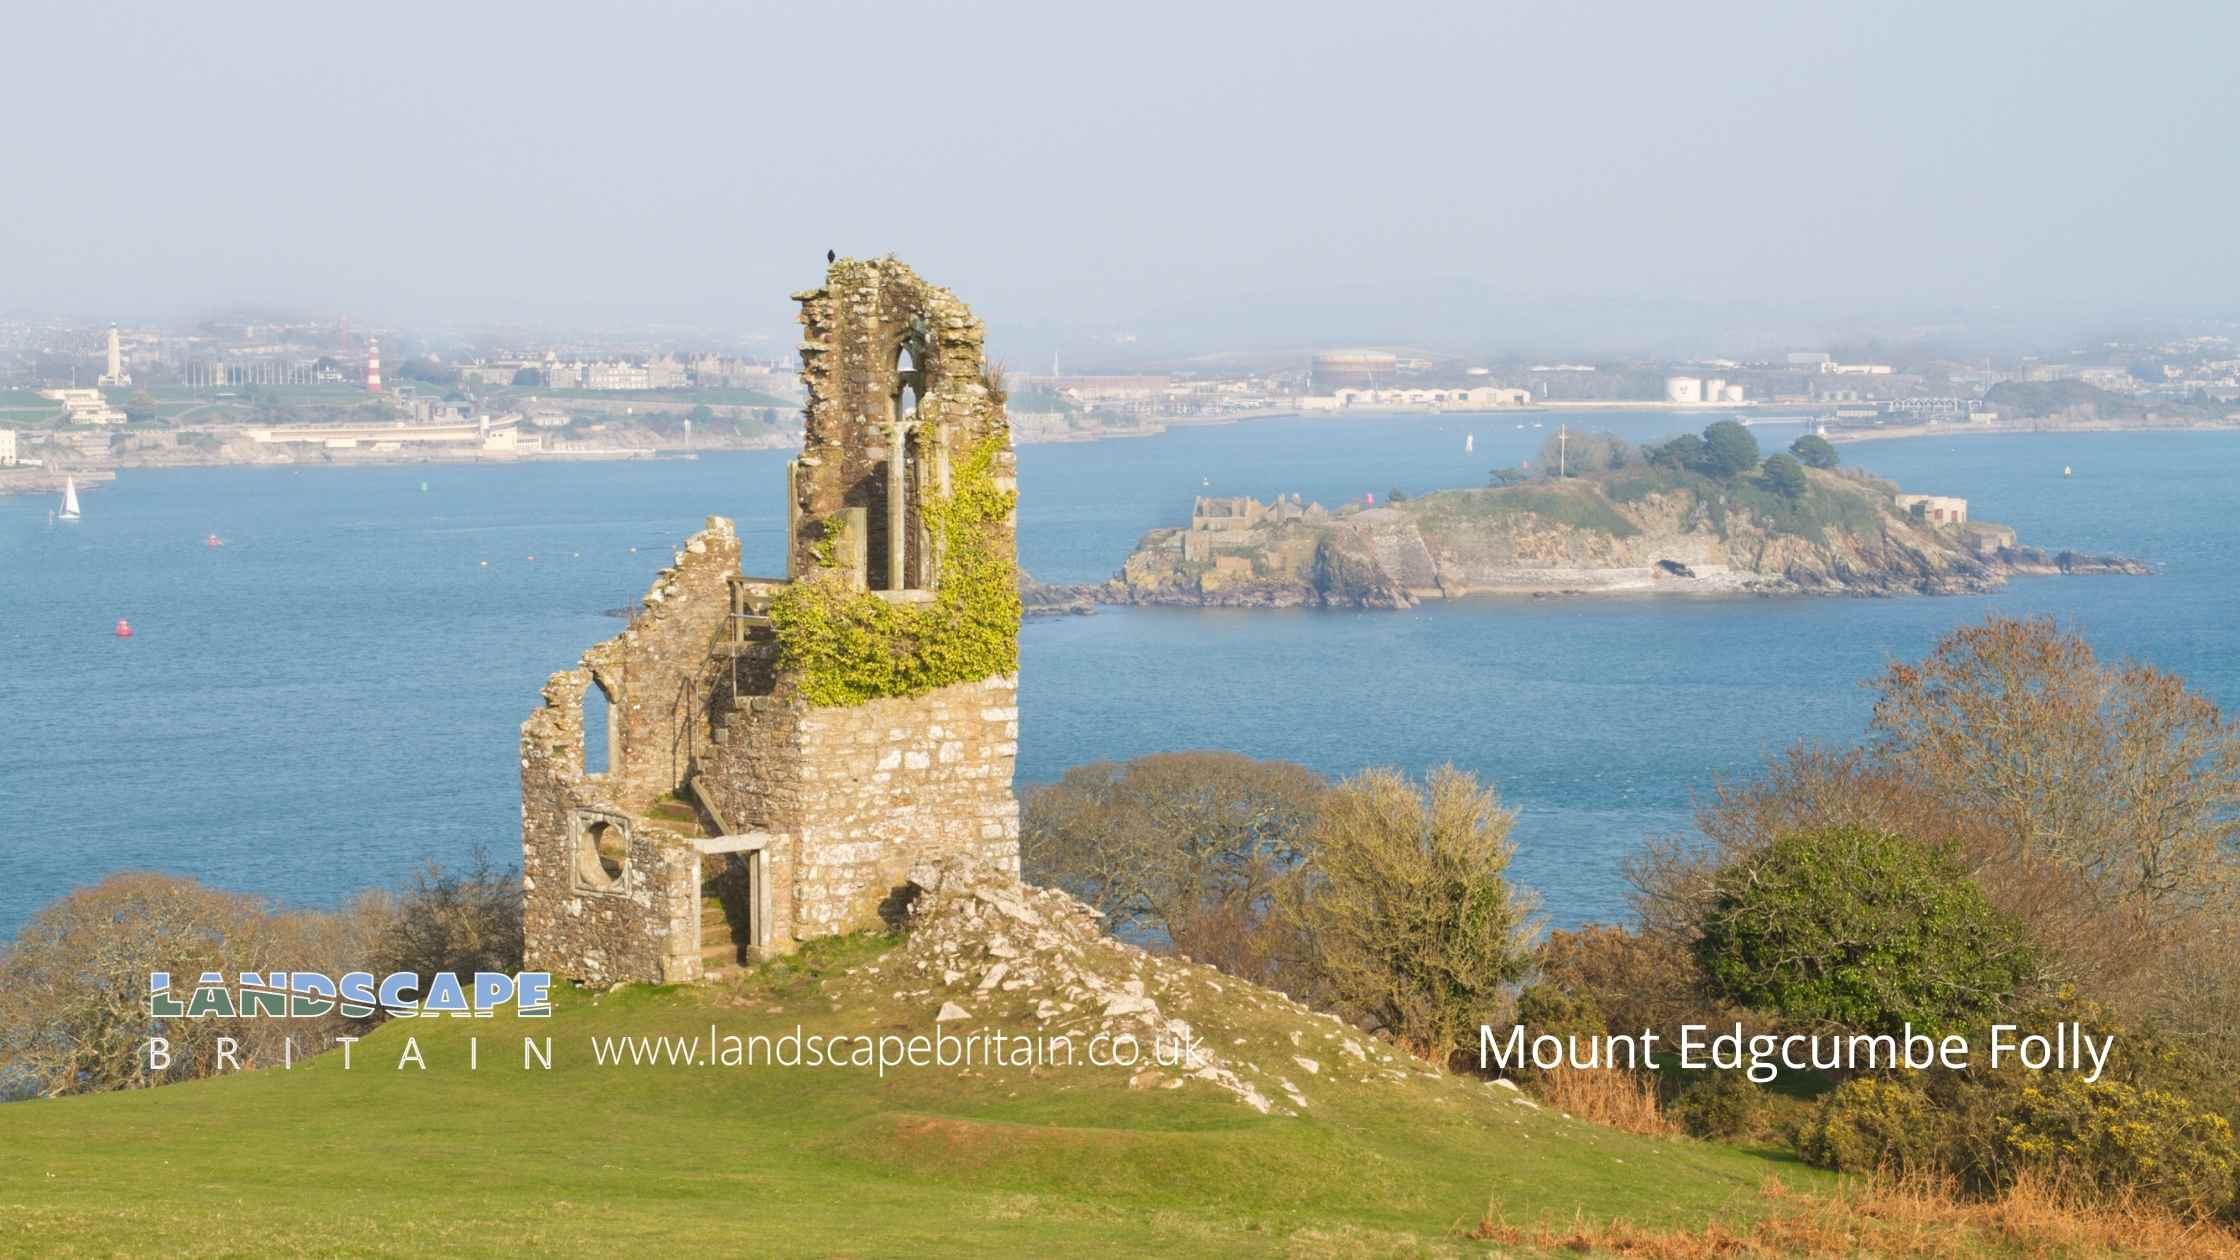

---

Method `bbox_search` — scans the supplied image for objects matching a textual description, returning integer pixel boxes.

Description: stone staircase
[690,576,789,982]
[693,766,759,983]
[700,894,748,980]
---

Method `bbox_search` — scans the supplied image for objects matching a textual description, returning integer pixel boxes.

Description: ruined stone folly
[521,259,1023,985]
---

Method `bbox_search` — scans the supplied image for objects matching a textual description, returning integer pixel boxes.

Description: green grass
[1603,466,1896,544]
[0,934,1830,1259]
[1604,465,1697,505]
[1407,483,1643,538]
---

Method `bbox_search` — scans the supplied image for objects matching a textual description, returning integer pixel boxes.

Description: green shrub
[1694,826,2036,1037]
[1285,766,1539,1065]
[1505,982,1604,1082]
[1670,1070,1763,1141]
[1532,923,1709,1048]
[1798,1044,2240,1220]
[1514,982,1604,1043]
[1998,1076,2238,1219]
[1797,1076,1942,1174]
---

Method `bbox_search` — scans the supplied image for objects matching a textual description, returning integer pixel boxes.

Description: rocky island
[1098,456,2147,610]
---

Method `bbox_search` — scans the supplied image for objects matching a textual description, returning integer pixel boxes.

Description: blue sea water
[4,413,2235,934]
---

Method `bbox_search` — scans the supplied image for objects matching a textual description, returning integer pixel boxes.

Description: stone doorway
[696,842,771,979]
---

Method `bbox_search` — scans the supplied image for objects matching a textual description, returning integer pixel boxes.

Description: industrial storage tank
[1312,350,1399,390]
[1722,383,1745,403]
[1664,375,1703,404]
[1704,377,1727,401]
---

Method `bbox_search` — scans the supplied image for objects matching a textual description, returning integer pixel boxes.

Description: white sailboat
[1464,433,1474,454]
[59,477,81,521]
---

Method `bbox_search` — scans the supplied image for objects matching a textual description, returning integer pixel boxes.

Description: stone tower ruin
[521,258,1022,985]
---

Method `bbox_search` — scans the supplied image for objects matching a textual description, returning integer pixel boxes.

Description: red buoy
[114,618,134,638]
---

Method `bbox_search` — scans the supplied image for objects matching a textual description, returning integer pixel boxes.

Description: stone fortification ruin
[521,259,1022,985]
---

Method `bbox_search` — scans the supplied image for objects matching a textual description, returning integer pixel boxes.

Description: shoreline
[1019,408,2240,452]
[1828,418,2240,445]
[1047,552,2147,617]
[9,412,2234,497]
[0,441,797,496]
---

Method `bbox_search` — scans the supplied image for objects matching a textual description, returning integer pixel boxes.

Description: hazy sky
[6,1,2236,356]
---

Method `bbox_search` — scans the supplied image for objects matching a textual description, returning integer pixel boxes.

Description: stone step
[702,905,737,929]
[701,940,741,965]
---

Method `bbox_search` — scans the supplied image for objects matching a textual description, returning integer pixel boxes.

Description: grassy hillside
[0,933,1836,1259]
[1408,480,1645,538]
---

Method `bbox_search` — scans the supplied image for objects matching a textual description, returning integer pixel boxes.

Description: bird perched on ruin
[827,249,836,264]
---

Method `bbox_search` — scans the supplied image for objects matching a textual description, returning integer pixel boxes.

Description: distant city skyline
[5,1,2238,358]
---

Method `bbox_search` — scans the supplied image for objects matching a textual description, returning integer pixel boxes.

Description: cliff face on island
[1102,468,2147,609]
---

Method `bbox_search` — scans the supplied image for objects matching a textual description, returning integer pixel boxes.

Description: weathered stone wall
[520,668,703,985]
[580,517,741,805]
[700,673,1020,945]
[519,516,740,985]
[790,259,1016,585]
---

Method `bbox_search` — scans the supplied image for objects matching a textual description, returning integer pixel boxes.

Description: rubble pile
[834,860,1411,1116]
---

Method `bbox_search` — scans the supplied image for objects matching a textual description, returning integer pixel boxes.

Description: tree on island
[1791,433,1840,469]
[1700,420,1760,477]
[1488,466,1528,487]
[1647,432,1709,471]
[1649,422,1759,479]
[1537,430,1636,478]
[1761,452,1808,499]
[1387,486,1408,503]
[511,366,543,388]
